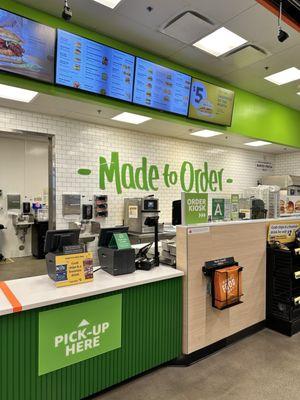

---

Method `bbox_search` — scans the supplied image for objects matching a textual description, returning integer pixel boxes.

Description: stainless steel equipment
[62,194,81,216]
[124,196,163,233]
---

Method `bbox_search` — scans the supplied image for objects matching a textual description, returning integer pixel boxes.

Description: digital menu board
[133,58,191,116]
[56,30,135,102]
[189,79,235,126]
[0,9,55,83]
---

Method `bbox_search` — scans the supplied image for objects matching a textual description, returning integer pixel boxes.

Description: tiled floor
[0,256,47,281]
[92,329,300,400]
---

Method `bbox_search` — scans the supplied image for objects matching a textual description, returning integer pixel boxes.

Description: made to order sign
[38,294,122,375]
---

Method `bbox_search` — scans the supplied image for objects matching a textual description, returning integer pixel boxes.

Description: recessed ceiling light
[93,0,122,9]
[112,112,152,124]
[193,27,247,57]
[0,84,38,103]
[244,140,272,147]
[190,130,223,138]
[297,92,300,96]
[264,67,300,85]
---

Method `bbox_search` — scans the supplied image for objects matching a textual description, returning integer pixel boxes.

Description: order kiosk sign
[181,192,208,225]
[38,295,122,375]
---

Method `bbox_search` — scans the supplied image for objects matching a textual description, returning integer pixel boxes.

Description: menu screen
[189,79,235,126]
[0,9,55,83]
[56,30,135,102]
[133,58,191,116]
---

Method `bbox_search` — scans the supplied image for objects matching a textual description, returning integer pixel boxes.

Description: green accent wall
[1,0,300,147]
[0,278,182,400]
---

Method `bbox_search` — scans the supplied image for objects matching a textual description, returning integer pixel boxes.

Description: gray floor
[93,329,300,400]
[0,256,47,281]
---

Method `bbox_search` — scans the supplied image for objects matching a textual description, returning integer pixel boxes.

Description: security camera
[277,27,289,42]
[62,0,72,21]
[277,1,289,43]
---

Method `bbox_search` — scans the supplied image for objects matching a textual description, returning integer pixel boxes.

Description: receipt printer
[97,226,135,276]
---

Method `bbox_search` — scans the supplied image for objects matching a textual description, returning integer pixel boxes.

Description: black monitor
[172,200,182,226]
[98,226,129,247]
[44,229,80,254]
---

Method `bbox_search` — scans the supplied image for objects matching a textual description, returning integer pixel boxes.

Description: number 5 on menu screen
[189,78,235,126]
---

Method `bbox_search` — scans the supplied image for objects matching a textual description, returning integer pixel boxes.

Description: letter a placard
[38,295,122,375]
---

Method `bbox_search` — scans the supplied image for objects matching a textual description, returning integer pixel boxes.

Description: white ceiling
[0,92,297,154]
[16,0,300,110]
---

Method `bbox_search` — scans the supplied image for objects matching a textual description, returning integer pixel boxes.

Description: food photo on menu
[0,9,55,82]
[133,58,191,116]
[56,29,134,102]
[189,78,235,126]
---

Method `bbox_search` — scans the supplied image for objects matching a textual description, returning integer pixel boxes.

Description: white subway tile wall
[0,105,278,231]
[274,153,300,175]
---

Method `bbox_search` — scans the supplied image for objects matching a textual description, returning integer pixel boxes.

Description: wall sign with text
[78,152,234,195]
[38,295,122,375]
[181,192,208,225]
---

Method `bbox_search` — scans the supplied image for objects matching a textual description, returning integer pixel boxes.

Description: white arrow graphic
[78,319,90,327]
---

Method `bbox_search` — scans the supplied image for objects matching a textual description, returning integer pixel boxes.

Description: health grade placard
[189,78,235,126]
[39,294,122,375]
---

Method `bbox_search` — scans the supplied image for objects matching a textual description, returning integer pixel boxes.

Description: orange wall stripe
[0,281,22,313]
[256,0,300,32]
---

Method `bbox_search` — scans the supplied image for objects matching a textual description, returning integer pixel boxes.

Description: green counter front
[0,268,183,400]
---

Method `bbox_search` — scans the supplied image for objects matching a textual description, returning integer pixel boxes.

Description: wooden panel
[183,222,268,354]
[176,226,188,354]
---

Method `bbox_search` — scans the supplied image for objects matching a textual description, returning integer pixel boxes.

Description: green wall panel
[0,0,299,147]
[0,278,182,400]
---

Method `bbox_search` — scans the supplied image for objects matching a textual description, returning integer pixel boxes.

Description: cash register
[45,229,94,287]
[97,226,136,276]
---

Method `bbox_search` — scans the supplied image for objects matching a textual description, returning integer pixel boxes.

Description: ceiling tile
[160,11,214,44]
[168,46,241,78]
[226,3,300,55]
[185,0,256,24]
[116,0,190,29]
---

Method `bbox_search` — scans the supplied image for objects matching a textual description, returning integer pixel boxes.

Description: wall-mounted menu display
[133,58,191,116]
[56,30,135,102]
[0,9,55,83]
[189,78,235,126]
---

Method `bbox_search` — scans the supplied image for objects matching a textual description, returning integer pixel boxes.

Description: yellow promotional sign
[267,222,300,244]
[189,78,235,126]
[55,252,94,287]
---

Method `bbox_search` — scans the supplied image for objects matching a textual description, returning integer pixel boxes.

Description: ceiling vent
[159,11,214,44]
[222,44,270,68]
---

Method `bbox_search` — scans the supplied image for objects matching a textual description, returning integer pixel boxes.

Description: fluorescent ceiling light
[190,130,223,138]
[193,27,247,57]
[112,112,152,124]
[93,0,122,9]
[264,67,300,85]
[0,84,38,103]
[244,140,272,147]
